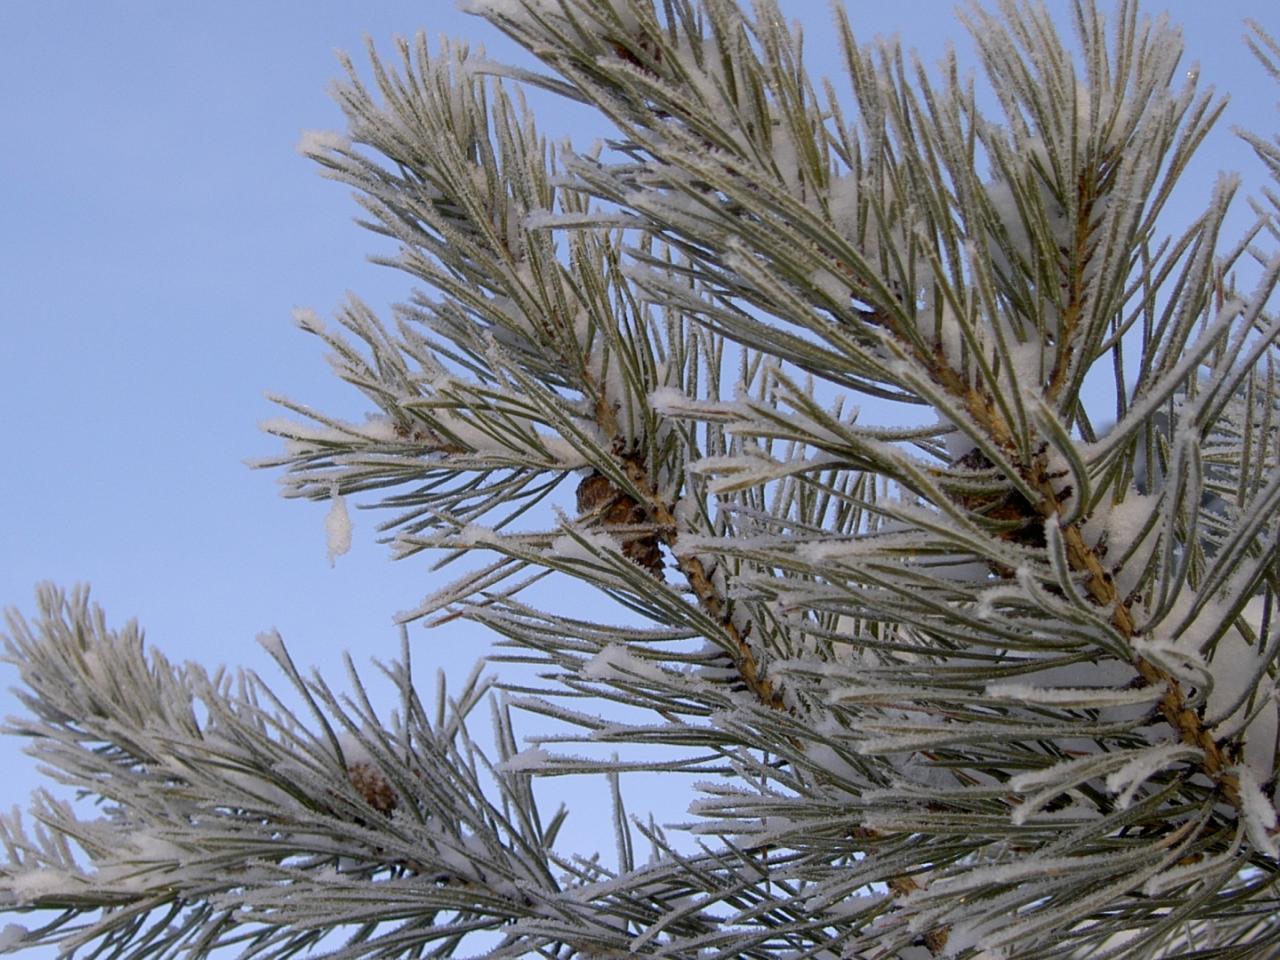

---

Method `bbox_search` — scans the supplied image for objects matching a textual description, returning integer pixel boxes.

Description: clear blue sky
[0,0,1276,951]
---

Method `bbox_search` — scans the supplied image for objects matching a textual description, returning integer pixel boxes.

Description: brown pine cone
[347,760,398,816]
[575,470,665,580]
[953,447,1047,550]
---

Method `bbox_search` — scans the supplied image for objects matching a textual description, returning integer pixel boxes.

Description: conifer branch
[5,2,1280,957]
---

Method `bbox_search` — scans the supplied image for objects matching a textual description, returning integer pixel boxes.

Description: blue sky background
[0,0,1277,952]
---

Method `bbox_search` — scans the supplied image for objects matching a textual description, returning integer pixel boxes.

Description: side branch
[1051,503,1243,809]
[617,451,787,713]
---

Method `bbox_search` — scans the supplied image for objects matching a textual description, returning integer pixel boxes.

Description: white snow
[941,916,1009,959]
[1203,604,1278,781]
[1146,593,1279,783]
[803,740,870,789]
[828,173,860,238]
[522,208,638,231]
[809,267,851,303]
[0,924,28,951]
[296,129,349,156]
[770,125,802,194]
[1104,493,1158,596]
[499,747,550,772]
[126,829,187,864]
[648,385,717,419]
[455,522,501,547]
[458,0,559,28]
[550,529,617,566]
[256,628,287,662]
[8,867,81,903]
[337,732,375,768]
[933,301,968,368]
[356,414,399,442]
[1103,743,1201,810]
[1004,338,1044,389]
[676,35,730,114]
[538,434,590,468]
[1234,764,1279,858]
[429,410,506,454]
[219,763,297,814]
[583,644,667,683]
[983,682,1161,708]
[984,178,1032,268]
[325,486,352,566]
[258,416,352,445]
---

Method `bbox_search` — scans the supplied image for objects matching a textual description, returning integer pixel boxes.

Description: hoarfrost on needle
[325,486,352,566]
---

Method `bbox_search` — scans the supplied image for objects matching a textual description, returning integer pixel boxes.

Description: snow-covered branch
[5,2,1280,957]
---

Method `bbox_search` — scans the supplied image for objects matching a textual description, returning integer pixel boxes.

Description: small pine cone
[607,30,662,74]
[575,470,664,580]
[953,447,1045,550]
[347,761,397,815]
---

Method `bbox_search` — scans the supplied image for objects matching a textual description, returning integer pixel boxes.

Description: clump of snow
[941,915,1010,959]
[127,829,187,864]
[983,143,1071,273]
[356,413,399,442]
[809,267,851,303]
[1104,493,1158,596]
[325,485,352,566]
[1234,764,1279,858]
[770,123,803,195]
[296,129,350,156]
[803,726,870,789]
[0,924,28,952]
[648,385,716,419]
[1203,600,1278,781]
[8,868,82,903]
[932,414,977,459]
[256,628,287,662]
[290,306,324,333]
[583,644,667,683]
[1003,338,1044,390]
[219,762,298,814]
[1144,593,1279,783]
[499,747,549,772]
[550,529,617,565]
[929,300,969,369]
[337,731,375,768]
[454,522,501,547]
[259,416,370,450]
[827,172,860,237]
[538,434,589,468]
[983,178,1030,272]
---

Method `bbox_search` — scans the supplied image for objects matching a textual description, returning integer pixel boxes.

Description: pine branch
[6,1,1280,957]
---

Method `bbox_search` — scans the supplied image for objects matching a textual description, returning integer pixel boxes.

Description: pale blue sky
[0,1,1276,952]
